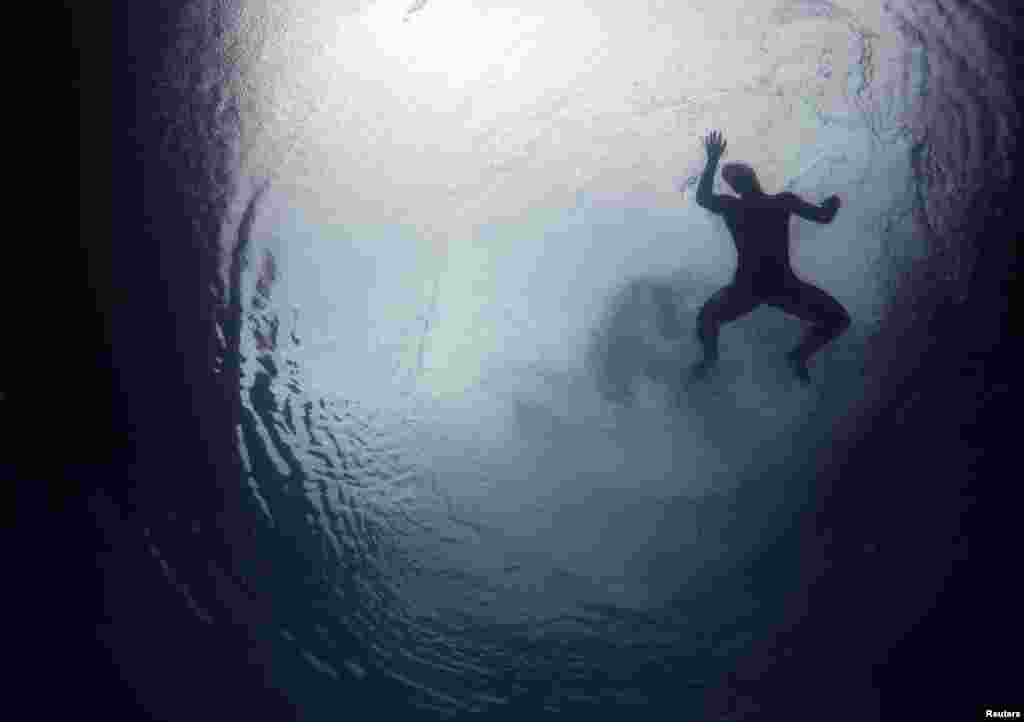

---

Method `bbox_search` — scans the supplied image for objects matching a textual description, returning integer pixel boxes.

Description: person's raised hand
[704,130,727,161]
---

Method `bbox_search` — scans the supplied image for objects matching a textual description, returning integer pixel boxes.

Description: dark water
[72,1,1020,720]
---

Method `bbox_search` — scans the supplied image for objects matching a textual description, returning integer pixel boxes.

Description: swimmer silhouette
[688,130,850,386]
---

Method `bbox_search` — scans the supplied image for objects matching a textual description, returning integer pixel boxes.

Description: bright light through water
[244,0,911,405]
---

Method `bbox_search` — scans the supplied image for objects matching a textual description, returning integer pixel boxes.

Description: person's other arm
[780,192,841,223]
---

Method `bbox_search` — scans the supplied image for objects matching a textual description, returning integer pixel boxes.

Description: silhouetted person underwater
[688,130,850,386]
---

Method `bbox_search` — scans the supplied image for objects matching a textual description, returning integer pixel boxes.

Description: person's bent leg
[769,280,851,372]
[692,284,759,379]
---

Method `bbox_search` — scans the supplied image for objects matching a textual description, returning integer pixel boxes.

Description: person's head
[722,162,763,197]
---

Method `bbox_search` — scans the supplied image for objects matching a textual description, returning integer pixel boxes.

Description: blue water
[118,1,1019,719]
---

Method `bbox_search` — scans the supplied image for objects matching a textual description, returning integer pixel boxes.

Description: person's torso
[723,195,794,289]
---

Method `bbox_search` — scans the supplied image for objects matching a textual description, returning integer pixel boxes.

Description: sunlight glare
[363,0,532,90]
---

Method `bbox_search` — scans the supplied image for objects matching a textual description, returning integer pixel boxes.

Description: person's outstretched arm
[780,192,841,223]
[695,130,731,214]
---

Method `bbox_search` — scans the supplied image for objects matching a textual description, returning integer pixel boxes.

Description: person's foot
[686,358,717,387]
[786,351,811,385]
